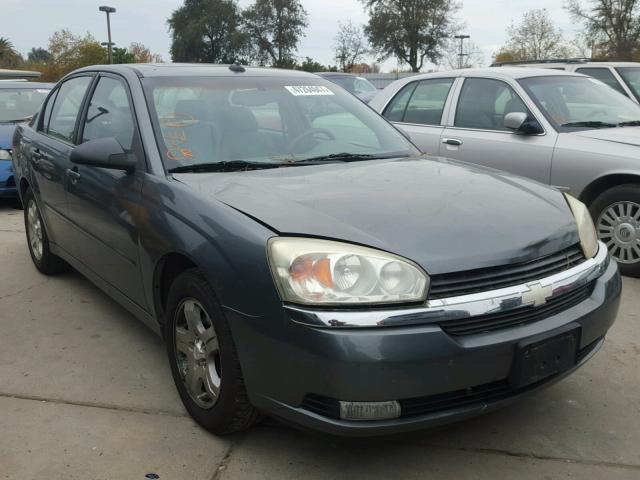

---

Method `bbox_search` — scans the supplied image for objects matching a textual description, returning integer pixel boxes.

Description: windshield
[143,76,417,171]
[518,75,640,131]
[616,67,640,102]
[0,87,50,122]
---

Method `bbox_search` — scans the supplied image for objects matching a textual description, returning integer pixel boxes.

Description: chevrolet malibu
[11,64,620,436]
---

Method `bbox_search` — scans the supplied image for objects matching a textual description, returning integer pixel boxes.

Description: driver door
[65,74,147,306]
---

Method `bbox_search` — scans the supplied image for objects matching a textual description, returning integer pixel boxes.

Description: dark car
[0,81,52,198]
[315,72,378,103]
[12,64,620,437]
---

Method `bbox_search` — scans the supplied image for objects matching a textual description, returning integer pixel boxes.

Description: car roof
[73,63,321,79]
[0,81,54,89]
[316,72,357,77]
[494,61,640,68]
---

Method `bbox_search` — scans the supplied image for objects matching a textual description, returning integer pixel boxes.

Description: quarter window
[575,68,628,96]
[47,76,92,143]
[455,78,530,131]
[40,89,58,132]
[82,76,136,151]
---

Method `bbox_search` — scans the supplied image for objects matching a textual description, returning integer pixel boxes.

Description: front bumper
[227,244,621,436]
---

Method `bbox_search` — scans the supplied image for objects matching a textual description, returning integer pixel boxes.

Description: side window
[403,78,454,126]
[455,78,530,131]
[575,68,627,96]
[383,82,418,122]
[47,76,92,142]
[82,76,136,151]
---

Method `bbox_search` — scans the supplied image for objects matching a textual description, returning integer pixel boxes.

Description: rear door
[439,77,556,184]
[381,78,456,156]
[65,73,147,306]
[30,75,94,247]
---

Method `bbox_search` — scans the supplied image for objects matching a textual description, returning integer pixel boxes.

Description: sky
[3,0,580,71]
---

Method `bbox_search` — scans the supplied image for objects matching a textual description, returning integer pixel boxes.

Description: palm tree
[0,37,22,68]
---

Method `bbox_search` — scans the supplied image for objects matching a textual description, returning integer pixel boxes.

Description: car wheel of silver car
[164,268,261,435]
[590,184,640,277]
[23,187,68,275]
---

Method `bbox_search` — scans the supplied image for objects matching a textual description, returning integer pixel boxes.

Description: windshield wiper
[292,153,391,164]
[2,116,32,123]
[168,160,283,174]
[560,121,617,128]
[617,120,640,127]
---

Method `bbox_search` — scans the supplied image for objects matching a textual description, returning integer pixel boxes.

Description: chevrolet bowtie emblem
[522,282,553,307]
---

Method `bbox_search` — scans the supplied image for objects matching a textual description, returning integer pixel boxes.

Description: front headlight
[565,194,598,259]
[268,237,429,306]
[0,149,10,160]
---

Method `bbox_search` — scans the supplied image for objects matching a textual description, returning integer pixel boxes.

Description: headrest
[226,106,258,132]
[175,100,210,122]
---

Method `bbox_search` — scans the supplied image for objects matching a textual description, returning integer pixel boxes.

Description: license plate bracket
[510,324,581,389]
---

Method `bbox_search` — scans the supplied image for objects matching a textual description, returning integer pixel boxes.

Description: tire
[589,184,640,277]
[164,268,260,435]
[23,187,68,275]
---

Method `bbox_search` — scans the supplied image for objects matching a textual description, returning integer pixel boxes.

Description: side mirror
[70,137,136,173]
[504,112,544,135]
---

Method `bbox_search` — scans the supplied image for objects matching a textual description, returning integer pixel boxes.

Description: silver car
[370,68,640,276]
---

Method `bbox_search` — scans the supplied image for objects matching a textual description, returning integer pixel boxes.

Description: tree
[361,0,459,72]
[35,30,106,81]
[297,57,327,72]
[27,47,51,64]
[112,47,136,64]
[0,37,22,68]
[440,39,484,69]
[334,21,369,72]
[243,0,308,68]
[168,0,249,63]
[496,9,573,62]
[567,0,640,61]
[129,42,162,63]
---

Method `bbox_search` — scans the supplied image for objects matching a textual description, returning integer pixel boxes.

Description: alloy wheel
[597,201,640,264]
[174,298,222,409]
[27,199,43,261]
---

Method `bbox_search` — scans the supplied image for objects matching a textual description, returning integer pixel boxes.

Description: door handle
[442,138,463,146]
[66,168,81,184]
[31,149,43,164]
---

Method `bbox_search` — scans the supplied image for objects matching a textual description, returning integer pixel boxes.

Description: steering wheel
[585,109,608,119]
[286,128,336,153]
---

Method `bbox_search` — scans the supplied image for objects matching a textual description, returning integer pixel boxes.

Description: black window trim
[38,73,97,146]
[450,77,546,136]
[76,71,149,172]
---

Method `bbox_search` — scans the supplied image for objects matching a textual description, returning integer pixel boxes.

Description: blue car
[0,81,52,198]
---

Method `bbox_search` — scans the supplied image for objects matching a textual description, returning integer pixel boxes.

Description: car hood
[175,157,579,275]
[569,126,640,147]
[0,123,16,149]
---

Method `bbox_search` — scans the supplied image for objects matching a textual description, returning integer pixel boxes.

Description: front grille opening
[429,245,586,299]
[5,175,15,188]
[441,281,595,336]
[300,338,602,421]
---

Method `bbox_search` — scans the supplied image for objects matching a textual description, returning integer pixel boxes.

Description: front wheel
[164,269,260,435]
[23,187,68,274]
[590,184,640,277]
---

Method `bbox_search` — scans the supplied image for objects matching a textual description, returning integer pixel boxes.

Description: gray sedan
[371,68,640,276]
[11,64,620,436]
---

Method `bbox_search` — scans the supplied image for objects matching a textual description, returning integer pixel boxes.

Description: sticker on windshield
[285,86,334,96]
[36,89,49,93]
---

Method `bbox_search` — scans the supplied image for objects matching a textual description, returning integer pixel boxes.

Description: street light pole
[454,34,470,69]
[99,6,116,64]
